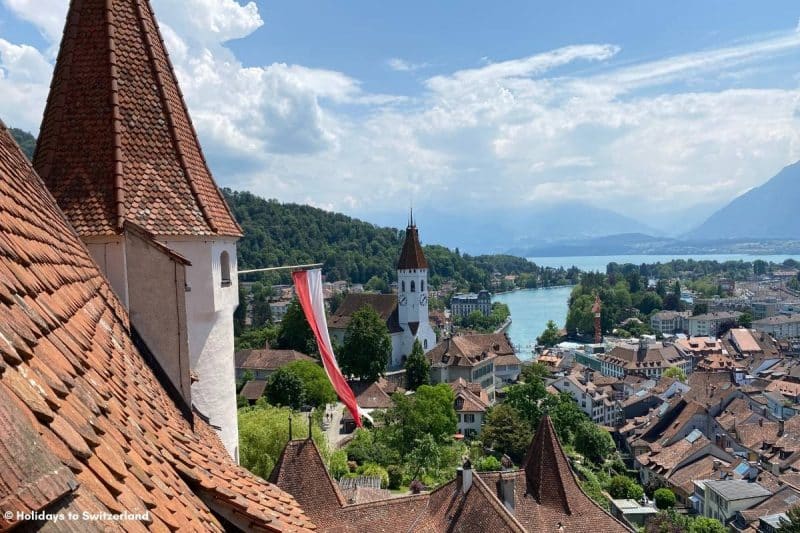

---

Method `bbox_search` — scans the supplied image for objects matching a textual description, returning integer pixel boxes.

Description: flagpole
[237,262,323,275]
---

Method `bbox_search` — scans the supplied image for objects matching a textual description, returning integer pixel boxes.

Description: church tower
[395,212,437,368]
[33,0,242,459]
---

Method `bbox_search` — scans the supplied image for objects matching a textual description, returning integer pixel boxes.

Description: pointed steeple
[34,0,241,237]
[523,415,574,512]
[397,211,427,269]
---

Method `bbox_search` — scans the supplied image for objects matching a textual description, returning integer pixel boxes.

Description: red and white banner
[293,268,368,427]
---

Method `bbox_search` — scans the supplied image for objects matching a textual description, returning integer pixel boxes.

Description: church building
[32,0,241,459]
[329,215,437,368]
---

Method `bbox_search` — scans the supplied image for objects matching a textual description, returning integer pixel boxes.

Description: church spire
[34,0,241,238]
[397,213,427,269]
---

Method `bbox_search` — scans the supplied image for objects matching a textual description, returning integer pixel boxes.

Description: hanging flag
[292,268,368,427]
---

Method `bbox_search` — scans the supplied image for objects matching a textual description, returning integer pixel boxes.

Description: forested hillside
[9,128,35,160]
[224,189,576,289]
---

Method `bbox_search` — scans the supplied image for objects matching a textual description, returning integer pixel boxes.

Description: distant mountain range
[685,161,800,241]
[371,202,660,255]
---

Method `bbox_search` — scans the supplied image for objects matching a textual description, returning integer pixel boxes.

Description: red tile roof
[328,293,402,334]
[0,122,312,531]
[235,348,315,371]
[240,379,268,401]
[271,416,631,531]
[33,0,241,237]
[397,224,428,270]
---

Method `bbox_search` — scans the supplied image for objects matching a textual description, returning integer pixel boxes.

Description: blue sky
[1,0,799,232]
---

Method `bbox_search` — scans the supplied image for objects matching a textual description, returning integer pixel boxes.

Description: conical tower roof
[397,211,427,269]
[33,0,241,237]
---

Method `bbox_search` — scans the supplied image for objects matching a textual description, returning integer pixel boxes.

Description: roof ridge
[107,0,126,230]
[132,0,216,233]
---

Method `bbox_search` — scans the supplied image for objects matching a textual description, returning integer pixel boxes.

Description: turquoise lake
[494,254,800,360]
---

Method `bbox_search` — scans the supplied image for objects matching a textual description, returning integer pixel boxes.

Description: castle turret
[33,0,241,459]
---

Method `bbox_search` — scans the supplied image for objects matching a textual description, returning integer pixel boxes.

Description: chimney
[759,418,763,427]
[500,474,515,513]
[457,459,473,492]
[779,420,785,437]
[712,459,721,471]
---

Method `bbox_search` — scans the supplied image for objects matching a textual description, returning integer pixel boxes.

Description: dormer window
[220,251,231,287]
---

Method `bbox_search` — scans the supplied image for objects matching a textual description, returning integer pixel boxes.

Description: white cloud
[1,1,799,225]
[0,39,52,130]
[387,57,429,72]
[2,0,68,45]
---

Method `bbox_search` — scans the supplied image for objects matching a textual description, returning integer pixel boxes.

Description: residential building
[451,290,492,317]
[33,0,243,457]
[688,312,744,337]
[609,499,658,528]
[752,298,781,320]
[450,378,489,438]
[598,339,692,379]
[234,348,315,380]
[703,479,772,523]
[329,217,436,368]
[651,310,691,335]
[0,121,312,530]
[551,371,615,425]
[269,300,293,322]
[427,334,498,401]
[269,416,633,532]
[754,314,800,340]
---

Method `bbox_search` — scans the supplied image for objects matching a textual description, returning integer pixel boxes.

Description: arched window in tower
[220,251,231,287]
[402,280,405,292]
[421,280,425,292]
[410,280,416,292]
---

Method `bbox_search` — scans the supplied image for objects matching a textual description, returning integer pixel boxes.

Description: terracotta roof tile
[33,0,241,237]
[328,293,402,333]
[0,121,313,530]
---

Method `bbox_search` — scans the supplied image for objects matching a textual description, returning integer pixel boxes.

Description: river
[494,253,800,361]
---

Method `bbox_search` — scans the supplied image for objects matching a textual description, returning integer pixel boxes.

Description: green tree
[383,384,457,456]
[407,434,442,479]
[284,360,337,407]
[662,366,687,383]
[345,428,400,466]
[238,403,327,479]
[265,367,306,409]
[779,506,800,533]
[537,320,561,347]
[250,282,275,327]
[754,259,768,276]
[654,488,676,509]
[739,312,753,329]
[475,455,502,472]
[276,299,317,354]
[521,362,550,383]
[574,420,614,464]
[480,403,533,463]
[340,306,391,381]
[689,517,726,533]
[236,324,279,351]
[364,275,389,293]
[386,465,403,489]
[404,339,430,390]
[357,463,390,488]
[329,449,349,480]
[605,475,644,500]
[692,302,709,316]
[636,292,663,315]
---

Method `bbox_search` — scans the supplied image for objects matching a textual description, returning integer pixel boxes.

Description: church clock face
[420,294,428,306]
[400,295,408,306]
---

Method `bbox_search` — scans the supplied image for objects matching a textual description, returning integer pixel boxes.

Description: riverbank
[492,286,573,360]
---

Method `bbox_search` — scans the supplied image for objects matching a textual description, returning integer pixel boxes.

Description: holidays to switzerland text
[4,510,150,522]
